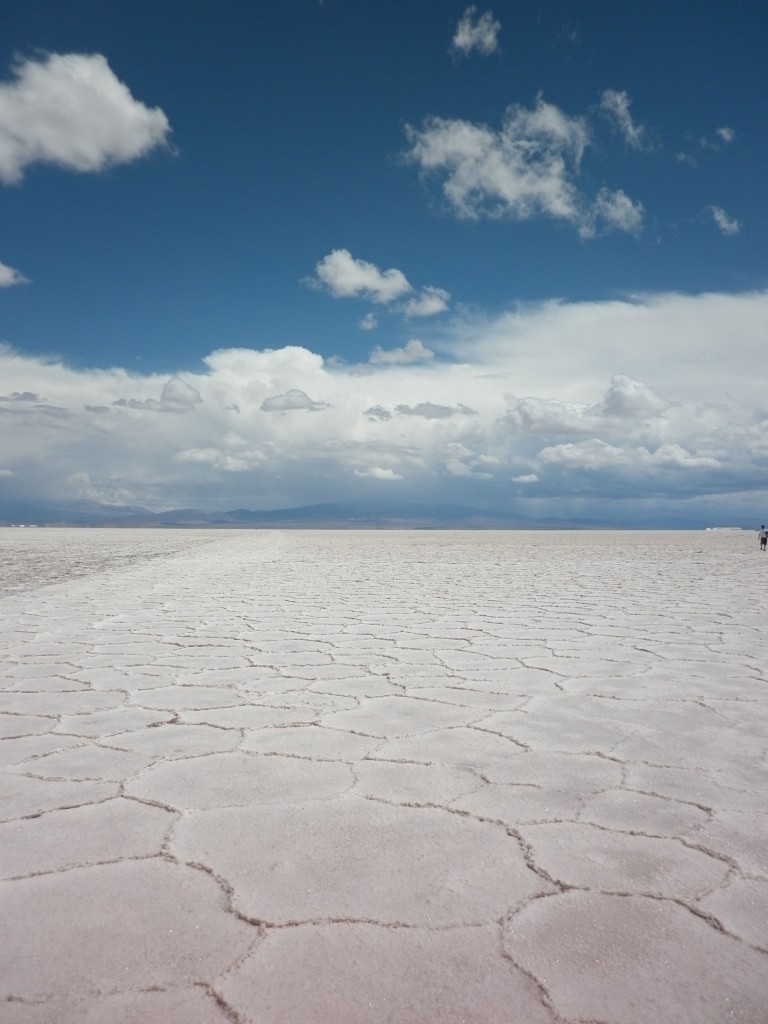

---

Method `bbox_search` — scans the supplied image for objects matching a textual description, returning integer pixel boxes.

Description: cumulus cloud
[600,374,672,418]
[113,376,202,412]
[402,287,451,317]
[451,7,501,57]
[539,438,721,471]
[0,261,28,286]
[161,377,203,408]
[364,405,392,420]
[312,249,411,304]
[709,205,739,236]
[590,187,644,236]
[504,375,670,434]
[312,250,450,319]
[260,388,329,412]
[369,339,434,365]
[354,466,403,481]
[405,95,643,237]
[599,89,647,149]
[358,313,378,331]
[0,290,765,519]
[396,402,476,419]
[0,52,171,184]
[716,127,735,144]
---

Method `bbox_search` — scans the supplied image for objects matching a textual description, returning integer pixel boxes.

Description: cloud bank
[1,290,766,521]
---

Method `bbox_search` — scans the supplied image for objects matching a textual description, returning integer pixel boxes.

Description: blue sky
[1,1,766,522]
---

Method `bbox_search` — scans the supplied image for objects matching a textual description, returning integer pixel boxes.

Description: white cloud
[402,287,451,317]
[354,466,403,481]
[451,7,501,57]
[600,374,672,418]
[590,188,644,236]
[369,339,434,365]
[599,89,647,150]
[538,438,721,471]
[405,95,642,236]
[709,205,739,236]
[0,261,28,286]
[395,402,475,419]
[112,376,202,412]
[260,388,329,412]
[161,377,203,408]
[358,313,378,331]
[0,53,170,185]
[364,405,392,420]
[313,249,412,304]
[716,127,735,144]
[0,290,765,519]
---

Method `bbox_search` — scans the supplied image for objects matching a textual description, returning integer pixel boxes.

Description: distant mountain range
[0,498,738,530]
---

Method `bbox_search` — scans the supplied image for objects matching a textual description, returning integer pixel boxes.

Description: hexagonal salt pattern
[1,527,766,1022]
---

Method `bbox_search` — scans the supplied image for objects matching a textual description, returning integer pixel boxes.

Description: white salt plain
[1,527,766,1023]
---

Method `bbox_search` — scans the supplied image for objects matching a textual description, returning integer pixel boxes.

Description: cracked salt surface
[1,527,766,1022]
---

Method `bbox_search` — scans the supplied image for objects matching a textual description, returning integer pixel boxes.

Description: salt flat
[0,527,766,1023]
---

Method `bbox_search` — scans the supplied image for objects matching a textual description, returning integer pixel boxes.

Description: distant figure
[760,525,768,551]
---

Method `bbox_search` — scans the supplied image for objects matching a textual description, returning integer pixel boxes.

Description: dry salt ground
[1,527,766,1024]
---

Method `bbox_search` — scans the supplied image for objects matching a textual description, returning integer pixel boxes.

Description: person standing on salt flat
[759,525,768,551]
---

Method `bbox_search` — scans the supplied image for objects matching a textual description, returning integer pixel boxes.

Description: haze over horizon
[1,1,766,525]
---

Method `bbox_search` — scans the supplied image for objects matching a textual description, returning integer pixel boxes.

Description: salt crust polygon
[1,528,766,1022]
[127,750,353,809]
[697,876,768,949]
[0,797,174,878]
[107,722,241,757]
[1,773,119,819]
[321,693,483,736]
[519,820,729,898]
[2,988,233,1024]
[504,891,768,1023]
[15,743,154,782]
[242,724,379,760]
[0,860,256,998]
[218,923,557,1024]
[172,796,548,926]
